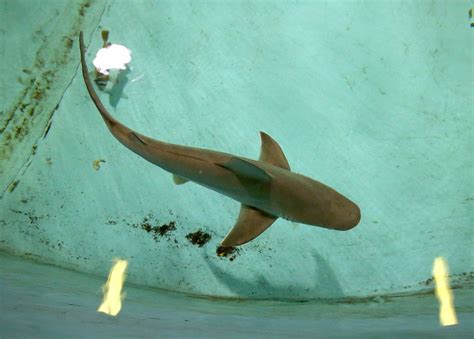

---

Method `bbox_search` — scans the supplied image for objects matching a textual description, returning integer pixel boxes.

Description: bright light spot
[432,257,458,326]
[93,44,132,75]
[98,259,128,316]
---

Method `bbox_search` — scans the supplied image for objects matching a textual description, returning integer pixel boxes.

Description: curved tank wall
[0,0,472,300]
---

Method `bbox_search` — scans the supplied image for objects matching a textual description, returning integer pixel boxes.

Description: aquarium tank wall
[1,0,472,337]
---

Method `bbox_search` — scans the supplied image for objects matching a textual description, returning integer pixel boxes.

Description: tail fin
[79,32,169,166]
[79,31,119,130]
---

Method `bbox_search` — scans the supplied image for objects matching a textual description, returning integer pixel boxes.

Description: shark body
[79,32,360,247]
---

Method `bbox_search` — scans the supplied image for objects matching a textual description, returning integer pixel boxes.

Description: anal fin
[221,204,277,247]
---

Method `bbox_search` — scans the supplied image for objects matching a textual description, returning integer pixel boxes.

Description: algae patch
[185,230,211,247]
[0,0,107,195]
[216,246,241,261]
[131,215,177,241]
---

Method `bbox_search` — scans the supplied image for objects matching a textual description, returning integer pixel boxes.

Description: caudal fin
[79,31,119,130]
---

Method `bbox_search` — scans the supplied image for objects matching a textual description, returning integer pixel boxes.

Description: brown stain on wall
[0,0,106,195]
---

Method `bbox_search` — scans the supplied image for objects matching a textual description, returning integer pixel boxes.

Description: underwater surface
[1,0,473,337]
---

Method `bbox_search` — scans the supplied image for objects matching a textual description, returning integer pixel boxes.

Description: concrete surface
[1,252,473,338]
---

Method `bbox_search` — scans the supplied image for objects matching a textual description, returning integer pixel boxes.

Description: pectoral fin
[220,204,277,247]
[217,157,272,182]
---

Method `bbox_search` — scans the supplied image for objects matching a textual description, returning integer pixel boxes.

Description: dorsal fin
[217,157,272,182]
[259,132,291,171]
[220,204,277,247]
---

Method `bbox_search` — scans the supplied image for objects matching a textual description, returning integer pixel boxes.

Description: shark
[79,32,361,248]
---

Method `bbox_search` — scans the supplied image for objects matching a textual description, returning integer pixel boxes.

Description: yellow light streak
[98,259,128,316]
[432,257,458,326]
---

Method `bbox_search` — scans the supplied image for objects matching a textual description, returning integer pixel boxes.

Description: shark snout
[340,201,361,230]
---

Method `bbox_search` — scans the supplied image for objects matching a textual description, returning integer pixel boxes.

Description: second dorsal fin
[259,132,291,171]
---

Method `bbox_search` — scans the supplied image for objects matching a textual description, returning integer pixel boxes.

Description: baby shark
[79,32,360,248]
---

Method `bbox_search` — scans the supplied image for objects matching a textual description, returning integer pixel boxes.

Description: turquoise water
[0,0,472,318]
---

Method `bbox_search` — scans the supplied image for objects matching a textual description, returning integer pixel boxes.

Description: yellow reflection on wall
[98,259,128,316]
[432,257,458,326]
